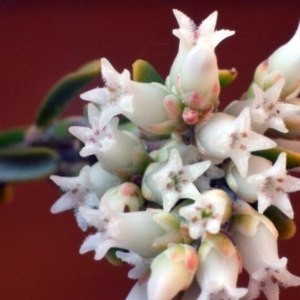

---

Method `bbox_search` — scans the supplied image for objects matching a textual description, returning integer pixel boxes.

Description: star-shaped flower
[179,189,232,239]
[213,107,277,177]
[69,103,117,157]
[172,9,235,48]
[80,58,133,128]
[251,78,299,133]
[247,152,300,218]
[50,166,99,231]
[152,149,211,212]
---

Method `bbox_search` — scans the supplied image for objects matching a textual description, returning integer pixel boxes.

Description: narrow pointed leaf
[219,68,237,88]
[252,146,300,169]
[35,60,101,129]
[132,59,164,84]
[264,205,296,239]
[0,147,59,182]
[0,127,26,148]
[105,248,124,266]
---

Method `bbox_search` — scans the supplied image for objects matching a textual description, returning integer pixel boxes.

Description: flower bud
[148,244,198,300]
[253,22,300,99]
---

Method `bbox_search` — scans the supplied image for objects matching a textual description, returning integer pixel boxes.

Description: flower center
[166,170,187,192]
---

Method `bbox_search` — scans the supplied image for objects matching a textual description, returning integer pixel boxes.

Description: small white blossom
[179,189,232,239]
[169,9,234,88]
[247,152,300,218]
[230,201,300,300]
[225,79,300,134]
[195,107,277,177]
[69,104,117,157]
[50,166,98,231]
[80,58,133,128]
[252,79,299,133]
[70,107,149,179]
[151,149,211,212]
[79,190,185,259]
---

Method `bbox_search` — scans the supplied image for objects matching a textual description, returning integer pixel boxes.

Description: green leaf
[0,127,26,148]
[35,60,101,129]
[252,146,300,169]
[219,68,237,88]
[0,147,59,182]
[105,248,124,266]
[264,205,296,240]
[132,59,164,84]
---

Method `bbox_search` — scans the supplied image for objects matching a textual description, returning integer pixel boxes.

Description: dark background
[1,0,300,299]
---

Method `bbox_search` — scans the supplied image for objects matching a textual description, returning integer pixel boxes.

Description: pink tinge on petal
[164,95,184,124]
[182,107,199,125]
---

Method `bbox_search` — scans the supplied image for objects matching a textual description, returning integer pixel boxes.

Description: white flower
[196,233,247,300]
[225,155,272,204]
[169,9,234,88]
[147,244,198,300]
[251,79,299,133]
[175,39,220,103]
[79,190,186,259]
[80,58,133,129]
[195,107,277,177]
[50,165,93,214]
[225,79,299,134]
[81,58,171,133]
[179,189,232,239]
[50,165,97,231]
[230,202,300,300]
[69,104,118,157]
[69,106,149,179]
[144,149,211,212]
[247,152,300,218]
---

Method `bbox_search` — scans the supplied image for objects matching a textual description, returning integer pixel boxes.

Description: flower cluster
[51,9,300,300]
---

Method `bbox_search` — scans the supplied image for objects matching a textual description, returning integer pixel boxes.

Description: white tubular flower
[179,189,232,239]
[69,106,149,179]
[267,21,300,99]
[176,39,220,106]
[81,58,171,133]
[116,251,151,279]
[169,9,234,89]
[246,152,300,218]
[195,107,277,177]
[230,201,300,300]
[196,233,247,300]
[79,190,186,259]
[225,79,299,134]
[142,149,211,212]
[147,244,199,300]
